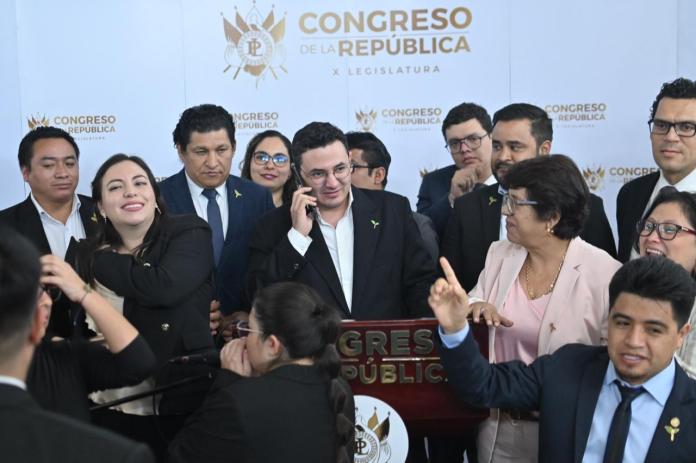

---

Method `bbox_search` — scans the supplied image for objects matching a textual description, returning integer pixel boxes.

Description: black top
[27,335,156,422]
[169,364,355,463]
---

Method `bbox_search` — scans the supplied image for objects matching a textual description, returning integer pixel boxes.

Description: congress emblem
[582,166,605,192]
[354,395,408,462]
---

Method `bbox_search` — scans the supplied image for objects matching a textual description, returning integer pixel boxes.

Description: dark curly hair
[650,77,696,120]
[291,122,348,168]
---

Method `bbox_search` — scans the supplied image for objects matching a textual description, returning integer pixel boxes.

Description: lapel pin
[488,196,497,206]
[370,219,380,229]
[234,189,242,198]
[665,417,680,442]
[549,323,557,332]
[90,213,98,223]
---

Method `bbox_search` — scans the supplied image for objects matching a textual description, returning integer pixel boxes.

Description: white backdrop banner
[1,0,694,238]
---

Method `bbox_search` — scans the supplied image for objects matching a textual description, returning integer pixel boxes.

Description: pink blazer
[470,237,622,361]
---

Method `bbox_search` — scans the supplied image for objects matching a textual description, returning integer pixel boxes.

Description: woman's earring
[155,204,161,214]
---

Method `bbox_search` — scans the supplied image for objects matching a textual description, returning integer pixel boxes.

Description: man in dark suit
[160,104,274,323]
[417,102,496,236]
[442,103,616,291]
[432,255,696,463]
[247,122,436,320]
[617,77,696,262]
[0,126,97,337]
[0,228,154,463]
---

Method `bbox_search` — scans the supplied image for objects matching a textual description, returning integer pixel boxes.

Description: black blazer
[0,194,98,338]
[441,183,617,291]
[616,172,660,262]
[169,365,355,463]
[416,164,457,236]
[0,384,154,463]
[247,187,437,320]
[440,331,696,463]
[87,215,215,366]
[159,170,275,313]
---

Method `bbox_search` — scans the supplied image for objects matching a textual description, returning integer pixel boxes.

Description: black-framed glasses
[444,133,489,154]
[637,219,696,241]
[252,151,290,167]
[302,163,354,185]
[648,119,696,138]
[351,162,372,170]
[230,320,263,338]
[501,193,539,214]
[40,284,62,302]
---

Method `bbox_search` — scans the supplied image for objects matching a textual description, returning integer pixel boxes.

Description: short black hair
[505,154,589,239]
[493,103,553,148]
[18,126,80,170]
[291,122,348,168]
[633,186,696,261]
[345,131,391,188]
[0,227,41,360]
[650,77,696,120]
[441,102,492,140]
[172,104,236,150]
[609,256,696,328]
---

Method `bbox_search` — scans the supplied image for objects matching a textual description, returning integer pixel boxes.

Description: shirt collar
[30,193,81,219]
[655,167,696,192]
[0,374,26,390]
[605,358,676,406]
[184,170,227,199]
[483,174,497,186]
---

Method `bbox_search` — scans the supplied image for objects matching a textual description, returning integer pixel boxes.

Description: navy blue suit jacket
[440,331,696,463]
[416,164,457,236]
[159,170,274,314]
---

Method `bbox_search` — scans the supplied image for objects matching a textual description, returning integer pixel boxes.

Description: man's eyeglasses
[648,119,696,138]
[230,320,263,338]
[351,162,372,170]
[252,151,290,167]
[501,193,539,214]
[302,163,354,185]
[637,219,696,241]
[445,133,489,154]
[40,284,62,302]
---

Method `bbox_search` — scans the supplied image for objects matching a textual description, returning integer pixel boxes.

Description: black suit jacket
[0,194,98,337]
[440,331,696,463]
[416,164,457,236]
[169,365,354,463]
[441,183,617,291]
[159,170,275,313]
[247,187,436,320]
[0,384,154,463]
[616,172,660,262]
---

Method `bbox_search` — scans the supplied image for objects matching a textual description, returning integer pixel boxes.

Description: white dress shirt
[0,374,26,390]
[185,171,229,238]
[30,193,86,259]
[288,191,355,311]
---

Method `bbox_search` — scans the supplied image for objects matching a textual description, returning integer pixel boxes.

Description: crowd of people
[0,76,695,463]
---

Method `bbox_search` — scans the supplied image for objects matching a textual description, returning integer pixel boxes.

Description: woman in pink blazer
[468,155,621,463]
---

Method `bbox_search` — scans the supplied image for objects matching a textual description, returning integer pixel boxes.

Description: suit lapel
[17,197,52,254]
[350,188,380,315]
[645,365,696,461]
[168,170,197,214]
[573,351,609,463]
[481,187,502,247]
[224,176,244,246]
[77,195,98,238]
[306,221,350,316]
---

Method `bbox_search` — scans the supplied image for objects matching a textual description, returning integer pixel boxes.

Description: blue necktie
[603,381,644,463]
[202,188,223,266]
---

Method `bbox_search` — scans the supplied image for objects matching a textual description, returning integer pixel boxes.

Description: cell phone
[291,163,317,219]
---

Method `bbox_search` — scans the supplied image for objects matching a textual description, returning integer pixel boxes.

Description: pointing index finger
[439,257,463,290]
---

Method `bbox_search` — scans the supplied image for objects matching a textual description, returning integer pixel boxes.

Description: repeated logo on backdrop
[353,106,442,132]
[26,113,117,141]
[583,164,658,192]
[545,103,608,129]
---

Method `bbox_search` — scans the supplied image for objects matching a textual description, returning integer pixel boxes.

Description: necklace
[524,243,569,300]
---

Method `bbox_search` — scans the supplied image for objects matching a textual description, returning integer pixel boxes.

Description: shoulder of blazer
[159,169,188,193]
[226,174,270,198]
[422,164,457,184]
[0,195,34,220]
[162,213,211,235]
[618,171,660,197]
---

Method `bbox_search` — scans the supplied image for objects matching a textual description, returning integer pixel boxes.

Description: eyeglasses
[302,163,354,185]
[252,151,290,167]
[230,320,263,338]
[501,193,539,214]
[648,119,696,138]
[351,162,372,170]
[444,133,489,154]
[40,284,62,302]
[637,219,696,241]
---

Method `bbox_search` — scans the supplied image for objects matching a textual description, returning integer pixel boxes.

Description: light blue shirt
[582,359,675,463]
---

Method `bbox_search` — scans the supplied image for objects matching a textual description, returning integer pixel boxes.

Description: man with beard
[441,103,616,291]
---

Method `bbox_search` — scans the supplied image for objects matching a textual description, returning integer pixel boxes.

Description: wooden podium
[339,318,489,435]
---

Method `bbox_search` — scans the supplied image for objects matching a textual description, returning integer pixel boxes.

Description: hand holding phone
[290,164,317,236]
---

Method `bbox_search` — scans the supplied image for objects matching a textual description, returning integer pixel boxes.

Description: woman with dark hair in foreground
[169,282,355,463]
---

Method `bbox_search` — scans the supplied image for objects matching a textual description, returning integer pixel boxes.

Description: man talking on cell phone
[246,121,436,321]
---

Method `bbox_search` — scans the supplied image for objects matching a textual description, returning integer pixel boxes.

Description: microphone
[169,350,221,367]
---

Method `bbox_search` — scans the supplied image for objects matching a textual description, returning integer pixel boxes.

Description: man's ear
[176,144,186,162]
[21,166,30,183]
[539,140,552,155]
[676,323,692,350]
[373,167,387,186]
[28,303,47,346]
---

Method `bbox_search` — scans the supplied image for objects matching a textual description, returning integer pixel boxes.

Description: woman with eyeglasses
[636,187,696,378]
[27,255,156,423]
[240,130,294,207]
[463,155,621,463]
[169,282,355,463]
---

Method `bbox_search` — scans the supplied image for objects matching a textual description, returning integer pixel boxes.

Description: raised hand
[290,186,317,236]
[220,338,252,377]
[428,257,471,334]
